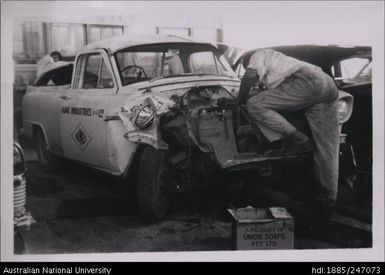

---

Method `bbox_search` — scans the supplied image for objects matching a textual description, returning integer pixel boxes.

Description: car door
[30,63,73,155]
[59,50,117,170]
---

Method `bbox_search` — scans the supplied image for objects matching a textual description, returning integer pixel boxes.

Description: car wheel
[136,146,170,220]
[35,129,60,172]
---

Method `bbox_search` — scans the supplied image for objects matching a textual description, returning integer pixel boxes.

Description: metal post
[43,22,51,54]
[217,29,223,43]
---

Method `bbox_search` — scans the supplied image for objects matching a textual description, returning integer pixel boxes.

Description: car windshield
[114,43,236,86]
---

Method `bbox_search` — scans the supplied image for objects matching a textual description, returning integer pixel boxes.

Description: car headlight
[134,104,155,129]
[13,143,26,176]
[338,97,353,123]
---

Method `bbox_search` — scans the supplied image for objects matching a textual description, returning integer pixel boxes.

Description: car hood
[237,45,372,73]
[118,75,240,96]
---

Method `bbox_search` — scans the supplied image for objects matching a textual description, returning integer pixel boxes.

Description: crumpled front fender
[118,95,175,150]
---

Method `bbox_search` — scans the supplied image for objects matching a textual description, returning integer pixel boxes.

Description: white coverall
[36,54,55,77]
[245,49,340,201]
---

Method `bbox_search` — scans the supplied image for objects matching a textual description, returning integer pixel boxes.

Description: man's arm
[237,68,259,105]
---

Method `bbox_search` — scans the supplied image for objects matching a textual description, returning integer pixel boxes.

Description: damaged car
[21,36,354,219]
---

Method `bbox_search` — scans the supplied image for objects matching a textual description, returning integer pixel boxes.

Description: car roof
[81,34,219,53]
[36,61,73,79]
[241,44,372,72]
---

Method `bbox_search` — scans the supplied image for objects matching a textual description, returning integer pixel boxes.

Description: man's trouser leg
[245,67,340,201]
[305,99,340,201]
[245,68,333,142]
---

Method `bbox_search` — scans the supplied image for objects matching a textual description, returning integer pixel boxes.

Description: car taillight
[337,97,353,124]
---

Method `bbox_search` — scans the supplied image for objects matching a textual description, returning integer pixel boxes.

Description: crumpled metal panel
[118,95,175,149]
[193,110,238,164]
[186,107,312,170]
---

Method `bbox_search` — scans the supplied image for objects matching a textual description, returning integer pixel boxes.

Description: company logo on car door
[71,124,91,151]
[62,106,104,118]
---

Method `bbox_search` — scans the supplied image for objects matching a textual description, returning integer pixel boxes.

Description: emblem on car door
[71,124,91,151]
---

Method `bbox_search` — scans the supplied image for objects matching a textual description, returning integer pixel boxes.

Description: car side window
[83,54,102,89]
[78,53,114,89]
[331,57,372,86]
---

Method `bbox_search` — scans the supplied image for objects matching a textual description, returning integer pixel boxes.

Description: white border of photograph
[1,0,384,262]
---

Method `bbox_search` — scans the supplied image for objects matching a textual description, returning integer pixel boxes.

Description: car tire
[35,129,60,172]
[136,146,170,220]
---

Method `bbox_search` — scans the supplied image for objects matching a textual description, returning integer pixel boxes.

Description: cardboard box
[228,207,294,250]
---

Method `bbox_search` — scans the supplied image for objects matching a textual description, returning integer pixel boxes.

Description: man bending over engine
[235,49,340,217]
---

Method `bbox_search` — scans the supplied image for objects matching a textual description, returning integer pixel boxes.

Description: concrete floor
[18,147,344,254]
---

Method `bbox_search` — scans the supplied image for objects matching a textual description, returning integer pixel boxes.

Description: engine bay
[161,86,273,173]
